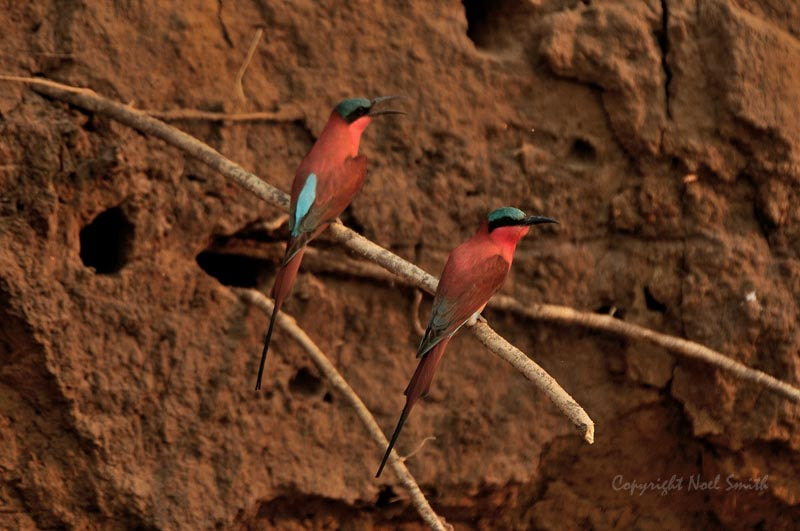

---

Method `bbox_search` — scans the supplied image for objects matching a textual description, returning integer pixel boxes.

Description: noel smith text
[612,474,769,496]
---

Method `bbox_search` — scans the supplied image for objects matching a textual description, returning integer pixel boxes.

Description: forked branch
[490,296,800,403]
[238,289,449,531]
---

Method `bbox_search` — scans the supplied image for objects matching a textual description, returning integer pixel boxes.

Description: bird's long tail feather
[376,339,450,477]
[405,338,450,404]
[255,302,281,391]
[376,402,411,478]
[254,248,305,391]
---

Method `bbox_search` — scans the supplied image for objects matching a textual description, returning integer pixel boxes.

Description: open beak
[368,95,406,117]
[521,215,559,226]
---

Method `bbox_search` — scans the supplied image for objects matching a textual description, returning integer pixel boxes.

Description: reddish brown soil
[1,1,799,529]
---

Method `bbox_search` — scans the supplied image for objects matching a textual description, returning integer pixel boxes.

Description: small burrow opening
[375,486,398,508]
[195,251,272,288]
[289,367,324,397]
[569,138,597,163]
[463,0,492,47]
[79,206,134,274]
[644,286,667,313]
[462,0,529,49]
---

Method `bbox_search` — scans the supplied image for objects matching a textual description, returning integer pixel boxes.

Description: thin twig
[411,290,427,336]
[0,74,303,123]
[235,27,264,103]
[402,436,437,462]
[239,289,449,531]
[141,106,304,122]
[2,74,595,444]
[0,74,95,95]
[251,213,289,233]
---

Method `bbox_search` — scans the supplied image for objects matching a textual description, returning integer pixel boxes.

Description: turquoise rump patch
[292,173,317,237]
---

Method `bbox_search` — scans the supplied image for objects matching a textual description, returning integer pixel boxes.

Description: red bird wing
[416,251,510,358]
[284,155,367,263]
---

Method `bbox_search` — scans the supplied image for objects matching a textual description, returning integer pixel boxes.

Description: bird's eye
[349,106,368,120]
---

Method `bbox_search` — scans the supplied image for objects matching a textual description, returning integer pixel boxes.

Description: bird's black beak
[521,215,559,226]
[368,95,405,117]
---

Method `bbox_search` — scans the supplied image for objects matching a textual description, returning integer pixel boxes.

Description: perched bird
[375,207,558,477]
[255,96,403,391]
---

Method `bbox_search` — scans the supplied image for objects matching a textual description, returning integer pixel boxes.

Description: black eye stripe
[488,216,523,231]
[346,106,370,121]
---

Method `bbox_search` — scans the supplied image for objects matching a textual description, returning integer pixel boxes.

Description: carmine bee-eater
[375,207,558,477]
[255,96,403,391]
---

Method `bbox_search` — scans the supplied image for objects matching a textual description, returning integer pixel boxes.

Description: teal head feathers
[334,96,405,124]
[487,207,559,232]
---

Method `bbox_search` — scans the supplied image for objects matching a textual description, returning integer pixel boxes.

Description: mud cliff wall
[1,0,799,529]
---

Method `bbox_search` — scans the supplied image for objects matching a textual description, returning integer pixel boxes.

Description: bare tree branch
[2,75,596,445]
[238,289,450,531]
[471,321,595,441]
[491,296,800,404]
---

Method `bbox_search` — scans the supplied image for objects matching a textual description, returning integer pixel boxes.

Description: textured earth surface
[1,0,799,529]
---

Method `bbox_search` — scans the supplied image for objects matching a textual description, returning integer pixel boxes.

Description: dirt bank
[1,1,798,528]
